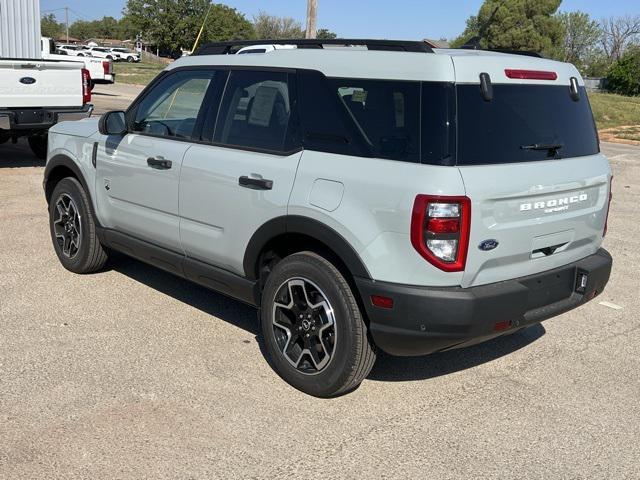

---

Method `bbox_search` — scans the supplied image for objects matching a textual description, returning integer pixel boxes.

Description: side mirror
[98,111,127,136]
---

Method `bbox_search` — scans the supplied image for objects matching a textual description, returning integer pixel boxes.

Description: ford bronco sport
[43,39,613,397]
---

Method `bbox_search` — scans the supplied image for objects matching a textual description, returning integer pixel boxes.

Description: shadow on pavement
[109,252,545,384]
[0,139,44,168]
[109,252,259,335]
[368,324,545,382]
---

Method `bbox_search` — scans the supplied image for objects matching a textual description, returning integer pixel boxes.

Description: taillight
[505,69,558,81]
[81,68,91,104]
[102,60,110,75]
[603,176,613,237]
[411,195,471,272]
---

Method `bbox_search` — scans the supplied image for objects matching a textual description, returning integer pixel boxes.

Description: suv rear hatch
[451,55,611,288]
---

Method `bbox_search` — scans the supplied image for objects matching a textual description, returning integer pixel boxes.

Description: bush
[607,47,640,96]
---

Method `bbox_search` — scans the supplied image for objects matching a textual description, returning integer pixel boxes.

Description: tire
[49,177,109,274]
[261,251,376,397]
[28,135,47,160]
[77,53,84,57]
[106,55,113,60]
[127,56,134,63]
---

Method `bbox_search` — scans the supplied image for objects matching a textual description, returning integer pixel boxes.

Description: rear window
[457,85,599,165]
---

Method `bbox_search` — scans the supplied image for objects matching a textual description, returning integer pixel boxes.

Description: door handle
[147,156,172,169]
[239,175,273,190]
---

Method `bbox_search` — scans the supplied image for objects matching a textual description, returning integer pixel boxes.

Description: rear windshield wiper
[521,143,564,152]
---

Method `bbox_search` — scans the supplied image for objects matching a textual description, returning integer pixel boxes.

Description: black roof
[194,39,434,56]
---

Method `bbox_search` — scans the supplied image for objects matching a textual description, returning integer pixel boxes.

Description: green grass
[114,61,165,86]
[588,92,640,130]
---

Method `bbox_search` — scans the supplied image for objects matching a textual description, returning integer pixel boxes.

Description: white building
[0,0,42,58]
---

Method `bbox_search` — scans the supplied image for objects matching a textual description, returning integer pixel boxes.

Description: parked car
[43,39,613,397]
[56,44,90,56]
[81,46,116,60]
[43,38,115,89]
[109,48,140,62]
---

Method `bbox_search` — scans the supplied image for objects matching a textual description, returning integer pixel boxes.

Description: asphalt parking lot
[1,85,639,478]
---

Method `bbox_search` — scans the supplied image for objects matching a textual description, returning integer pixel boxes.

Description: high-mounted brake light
[81,68,91,104]
[505,69,558,81]
[604,176,613,237]
[411,195,471,272]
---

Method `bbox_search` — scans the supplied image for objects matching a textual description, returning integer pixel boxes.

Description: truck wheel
[49,177,109,274]
[261,252,376,397]
[28,135,47,160]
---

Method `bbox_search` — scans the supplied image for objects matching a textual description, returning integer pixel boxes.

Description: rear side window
[329,78,421,162]
[457,85,599,165]
[213,70,295,153]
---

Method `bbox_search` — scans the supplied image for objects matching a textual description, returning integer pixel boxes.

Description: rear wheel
[28,135,47,160]
[49,177,109,273]
[261,252,376,397]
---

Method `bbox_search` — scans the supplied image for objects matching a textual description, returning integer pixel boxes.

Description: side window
[132,70,215,140]
[329,78,421,162]
[213,70,294,152]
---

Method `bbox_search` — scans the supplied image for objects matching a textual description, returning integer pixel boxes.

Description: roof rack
[194,39,434,56]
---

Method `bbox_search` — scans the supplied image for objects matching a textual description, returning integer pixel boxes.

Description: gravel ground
[0,85,638,479]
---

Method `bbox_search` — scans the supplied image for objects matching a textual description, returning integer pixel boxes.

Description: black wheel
[77,53,84,57]
[49,177,109,274]
[261,252,376,397]
[106,55,113,60]
[127,56,134,63]
[28,135,47,160]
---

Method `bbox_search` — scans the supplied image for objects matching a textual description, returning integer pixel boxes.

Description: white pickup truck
[0,58,93,159]
[42,38,115,89]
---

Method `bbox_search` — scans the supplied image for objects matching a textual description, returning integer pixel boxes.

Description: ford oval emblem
[479,239,499,251]
[19,77,37,85]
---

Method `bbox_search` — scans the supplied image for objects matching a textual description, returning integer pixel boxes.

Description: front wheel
[127,56,134,63]
[49,177,109,273]
[261,252,376,397]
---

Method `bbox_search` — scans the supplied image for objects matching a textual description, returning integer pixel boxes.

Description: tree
[124,0,253,52]
[253,11,304,39]
[600,15,640,61]
[557,11,602,69]
[452,0,563,57]
[41,13,63,38]
[606,46,640,96]
[316,28,337,40]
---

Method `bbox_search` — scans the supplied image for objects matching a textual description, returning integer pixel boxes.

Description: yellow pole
[191,3,213,53]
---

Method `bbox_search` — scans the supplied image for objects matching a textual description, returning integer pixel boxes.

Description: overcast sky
[40,0,638,40]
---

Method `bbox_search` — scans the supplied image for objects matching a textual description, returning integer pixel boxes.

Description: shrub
[607,47,640,96]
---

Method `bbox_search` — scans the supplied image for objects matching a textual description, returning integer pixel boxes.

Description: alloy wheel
[53,193,82,259]
[272,278,336,375]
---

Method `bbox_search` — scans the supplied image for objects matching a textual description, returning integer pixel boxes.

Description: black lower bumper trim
[356,248,612,356]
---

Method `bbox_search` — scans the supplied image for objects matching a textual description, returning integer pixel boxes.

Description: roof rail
[459,37,542,58]
[194,39,434,55]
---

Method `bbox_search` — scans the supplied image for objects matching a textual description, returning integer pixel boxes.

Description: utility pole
[305,0,317,39]
[65,6,69,43]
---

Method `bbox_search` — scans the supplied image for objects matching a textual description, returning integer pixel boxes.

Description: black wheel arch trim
[44,154,91,203]
[243,215,372,281]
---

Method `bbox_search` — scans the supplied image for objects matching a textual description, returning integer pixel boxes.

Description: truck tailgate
[0,60,83,108]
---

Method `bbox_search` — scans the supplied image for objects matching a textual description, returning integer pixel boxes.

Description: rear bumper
[0,104,93,132]
[356,248,612,356]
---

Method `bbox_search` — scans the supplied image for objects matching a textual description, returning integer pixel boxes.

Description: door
[95,69,216,251]
[179,69,302,275]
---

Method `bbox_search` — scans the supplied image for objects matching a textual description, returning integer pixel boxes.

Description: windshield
[456,84,599,165]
